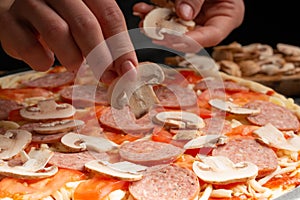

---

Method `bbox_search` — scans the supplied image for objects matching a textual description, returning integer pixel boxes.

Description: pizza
[0,61,300,200]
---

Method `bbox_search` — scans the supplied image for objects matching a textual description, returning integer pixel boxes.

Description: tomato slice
[179,70,202,84]
[152,128,173,143]
[104,131,141,145]
[226,124,259,137]
[73,176,128,200]
[0,169,86,199]
[0,88,53,103]
[229,91,270,106]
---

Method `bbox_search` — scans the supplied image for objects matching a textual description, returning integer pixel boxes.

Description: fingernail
[179,3,193,20]
[121,60,137,81]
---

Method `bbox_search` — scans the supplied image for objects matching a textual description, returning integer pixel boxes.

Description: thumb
[175,0,205,21]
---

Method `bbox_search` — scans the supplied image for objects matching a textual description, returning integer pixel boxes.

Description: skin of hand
[133,0,245,52]
[0,0,138,84]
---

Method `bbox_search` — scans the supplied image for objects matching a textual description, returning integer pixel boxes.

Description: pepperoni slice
[60,84,108,108]
[212,138,278,177]
[0,99,23,120]
[23,71,75,88]
[244,100,300,131]
[194,79,249,93]
[200,117,232,135]
[129,164,199,200]
[99,107,154,134]
[48,151,110,171]
[154,84,197,109]
[119,140,184,166]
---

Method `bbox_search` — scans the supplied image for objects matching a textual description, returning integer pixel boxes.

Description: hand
[0,0,138,84]
[133,0,245,52]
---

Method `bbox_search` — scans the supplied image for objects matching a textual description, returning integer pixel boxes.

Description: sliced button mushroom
[33,119,85,134]
[209,99,260,115]
[22,147,54,172]
[193,156,258,185]
[61,132,118,153]
[109,62,165,118]
[253,123,300,152]
[143,7,194,40]
[153,111,205,129]
[184,135,228,150]
[0,120,20,130]
[0,130,32,160]
[85,160,147,181]
[20,99,76,121]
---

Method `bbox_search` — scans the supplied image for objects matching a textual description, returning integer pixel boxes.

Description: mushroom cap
[61,132,118,153]
[85,160,147,181]
[184,135,228,150]
[0,120,20,130]
[193,156,258,185]
[20,99,76,120]
[153,111,205,129]
[33,119,85,134]
[0,129,32,160]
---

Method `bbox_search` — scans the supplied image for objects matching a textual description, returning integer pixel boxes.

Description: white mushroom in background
[143,7,195,40]
[209,99,260,115]
[0,129,32,160]
[33,119,85,134]
[20,99,76,120]
[85,160,147,181]
[61,132,118,153]
[193,156,258,185]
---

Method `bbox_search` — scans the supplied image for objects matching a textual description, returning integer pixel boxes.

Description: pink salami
[0,99,23,120]
[129,164,199,200]
[244,100,300,131]
[194,79,249,92]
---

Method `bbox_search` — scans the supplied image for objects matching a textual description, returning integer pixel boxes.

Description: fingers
[132,2,154,18]
[175,0,205,20]
[84,0,138,80]
[0,11,54,71]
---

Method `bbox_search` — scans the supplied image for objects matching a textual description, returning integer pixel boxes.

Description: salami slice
[0,99,23,120]
[99,107,154,134]
[244,100,300,131]
[129,164,199,200]
[200,117,232,135]
[212,138,278,177]
[60,84,108,108]
[23,71,75,88]
[194,79,249,92]
[154,84,197,109]
[119,140,184,166]
[48,151,109,171]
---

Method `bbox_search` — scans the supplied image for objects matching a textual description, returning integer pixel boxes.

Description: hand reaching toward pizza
[0,0,138,84]
[133,0,245,52]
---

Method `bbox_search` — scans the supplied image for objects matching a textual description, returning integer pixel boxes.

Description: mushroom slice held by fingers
[193,156,258,185]
[61,132,118,153]
[153,111,205,129]
[20,99,76,121]
[85,160,147,181]
[33,119,85,134]
[209,99,260,115]
[0,130,32,160]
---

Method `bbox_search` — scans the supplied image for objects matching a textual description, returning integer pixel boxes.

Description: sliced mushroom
[153,111,205,129]
[85,160,147,181]
[219,60,242,77]
[22,147,54,172]
[0,120,20,130]
[193,156,258,185]
[277,43,300,56]
[109,62,165,118]
[253,123,300,152]
[61,132,118,153]
[0,130,32,160]
[20,99,76,121]
[209,99,260,115]
[184,135,228,149]
[143,7,194,40]
[33,119,85,134]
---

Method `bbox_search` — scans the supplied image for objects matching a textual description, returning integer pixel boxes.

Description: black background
[1,1,299,71]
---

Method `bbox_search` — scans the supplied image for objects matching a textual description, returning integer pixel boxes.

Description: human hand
[133,0,245,52]
[0,0,138,84]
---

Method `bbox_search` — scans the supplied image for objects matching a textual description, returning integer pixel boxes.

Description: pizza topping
[0,99,23,120]
[253,123,300,152]
[61,132,118,153]
[85,160,147,181]
[184,135,228,150]
[119,140,184,166]
[153,111,205,129]
[0,120,20,130]
[0,130,32,160]
[20,99,76,121]
[143,7,195,40]
[244,100,300,131]
[129,164,199,200]
[209,99,261,115]
[33,119,85,134]
[193,155,258,185]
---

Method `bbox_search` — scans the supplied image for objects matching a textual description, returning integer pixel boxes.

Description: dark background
[1,1,299,71]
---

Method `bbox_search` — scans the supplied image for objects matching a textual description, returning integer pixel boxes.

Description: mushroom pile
[211,42,300,77]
